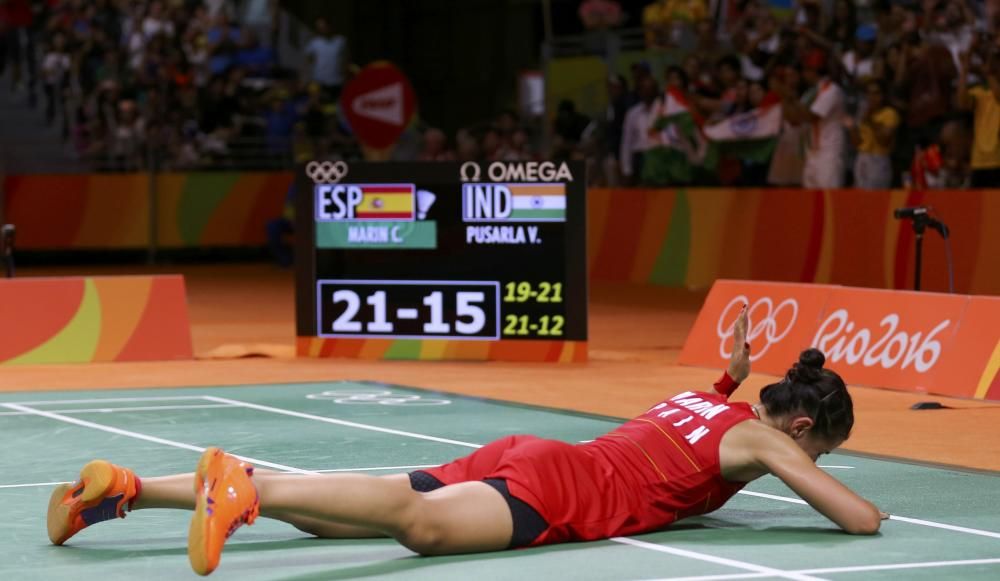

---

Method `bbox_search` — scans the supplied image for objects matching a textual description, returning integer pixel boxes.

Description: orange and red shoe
[188,447,259,576]
[46,460,141,545]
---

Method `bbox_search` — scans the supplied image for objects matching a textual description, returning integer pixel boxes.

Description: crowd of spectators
[5,0,1000,190]
[1,0,355,170]
[585,0,1000,189]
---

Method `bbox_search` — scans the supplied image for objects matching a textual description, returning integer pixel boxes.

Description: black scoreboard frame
[295,161,587,359]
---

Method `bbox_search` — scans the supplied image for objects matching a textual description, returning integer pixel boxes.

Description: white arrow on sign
[351,82,403,126]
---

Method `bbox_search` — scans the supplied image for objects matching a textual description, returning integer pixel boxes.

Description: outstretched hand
[728,305,751,383]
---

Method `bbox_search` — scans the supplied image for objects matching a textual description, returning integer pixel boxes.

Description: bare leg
[135,471,513,554]
[257,474,513,554]
[133,472,406,539]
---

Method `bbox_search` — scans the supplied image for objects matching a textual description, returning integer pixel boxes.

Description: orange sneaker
[188,447,259,576]
[46,460,141,545]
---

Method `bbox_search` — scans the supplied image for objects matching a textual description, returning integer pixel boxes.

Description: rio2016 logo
[716,295,799,361]
[715,295,950,373]
[812,310,949,373]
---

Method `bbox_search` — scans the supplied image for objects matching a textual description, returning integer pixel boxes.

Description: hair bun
[799,348,826,369]
[788,348,826,384]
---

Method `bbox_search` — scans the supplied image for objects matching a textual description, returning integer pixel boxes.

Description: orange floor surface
[2,264,998,472]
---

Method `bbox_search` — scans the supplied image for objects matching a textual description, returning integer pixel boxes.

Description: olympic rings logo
[306,388,452,406]
[716,295,799,361]
[305,160,349,184]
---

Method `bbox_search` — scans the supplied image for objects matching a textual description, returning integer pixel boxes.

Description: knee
[398,522,447,555]
[394,499,447,555]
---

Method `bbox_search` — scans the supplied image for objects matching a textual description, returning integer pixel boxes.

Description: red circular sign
[341,61,417,150]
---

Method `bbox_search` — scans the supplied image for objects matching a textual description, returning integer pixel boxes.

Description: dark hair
[717,55,741,74]
[665,65,689,88]
[759,348,854,441]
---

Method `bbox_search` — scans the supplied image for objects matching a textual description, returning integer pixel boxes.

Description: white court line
[0,404,233,416]
[0,395,206,406]
[11,395,1000,578]
[6,399,799,580]
[737,490,1000,540]
[0,481,71,489]
[0,403,315,475]
[0,465,442,490]
[201,396,484,449]
[816,465,853,470]
[640,556,1000,580]
[610,537,825,581]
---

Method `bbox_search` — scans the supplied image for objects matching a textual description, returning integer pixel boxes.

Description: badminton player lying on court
[47,306,886,576]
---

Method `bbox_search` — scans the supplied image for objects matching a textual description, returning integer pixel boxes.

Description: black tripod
[894,207,950,292]
[1,224,14,278]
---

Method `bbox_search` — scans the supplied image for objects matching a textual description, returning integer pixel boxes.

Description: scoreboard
[295,161,587,362]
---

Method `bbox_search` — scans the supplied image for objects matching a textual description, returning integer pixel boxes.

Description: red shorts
[421,435,636,546]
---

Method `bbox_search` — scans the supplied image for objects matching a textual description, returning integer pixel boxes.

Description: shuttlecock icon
[416,189,437,220]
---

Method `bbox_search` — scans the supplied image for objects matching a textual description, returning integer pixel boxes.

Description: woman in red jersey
[48,307,886,576]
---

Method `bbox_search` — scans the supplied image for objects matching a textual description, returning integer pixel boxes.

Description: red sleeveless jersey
[574,390,757,537]
[423,387,758,546]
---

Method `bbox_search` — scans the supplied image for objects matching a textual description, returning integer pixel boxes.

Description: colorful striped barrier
[296,337,587,363]
[680,280,1000,401]
[0,276,193,365]
[588,188,1000,296]
[2,173,292,249]
[4,176,998,296]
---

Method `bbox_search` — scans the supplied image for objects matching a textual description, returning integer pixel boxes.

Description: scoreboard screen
[295,161,587,362]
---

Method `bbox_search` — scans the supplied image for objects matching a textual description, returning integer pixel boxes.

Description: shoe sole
[188,447,220,576]
[47,460,115,545]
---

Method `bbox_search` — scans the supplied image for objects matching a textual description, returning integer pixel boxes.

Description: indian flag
[643,87,705,185]
[507,184,565,221]
[703,98,783,167]
[653,87,701,148]
[355,185,415,220]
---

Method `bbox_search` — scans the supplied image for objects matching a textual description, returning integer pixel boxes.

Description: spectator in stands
[142,1,175,40]
[455,128,480,162]
[643,0,673,49]
[731,1,779,82]
[620,75,660,185]
[554,99,591,145]
[842,24,878,85]
[846,81,899,189]
[235,29,276,78]
[604,74,632,181]
[956,44,1000,187]
[503,128,535,162]
[305,17,348,101]
[205,11,241,76]
[0,0,36,99]
[925,0,975,71]
[782,49,847,188]
[893,32,957,172]
[768,66,806,186]
[701,55,742,120]
[41,32,71,131]
[824,0,858,54]
[417,127,456,161]
[111,100,146,170]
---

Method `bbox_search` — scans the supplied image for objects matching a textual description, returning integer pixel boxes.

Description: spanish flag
[355,185,415,220]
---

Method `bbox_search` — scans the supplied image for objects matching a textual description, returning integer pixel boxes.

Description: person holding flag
[780,49,847,189]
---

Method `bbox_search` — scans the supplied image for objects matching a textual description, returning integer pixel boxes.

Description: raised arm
[713,305,751,397]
